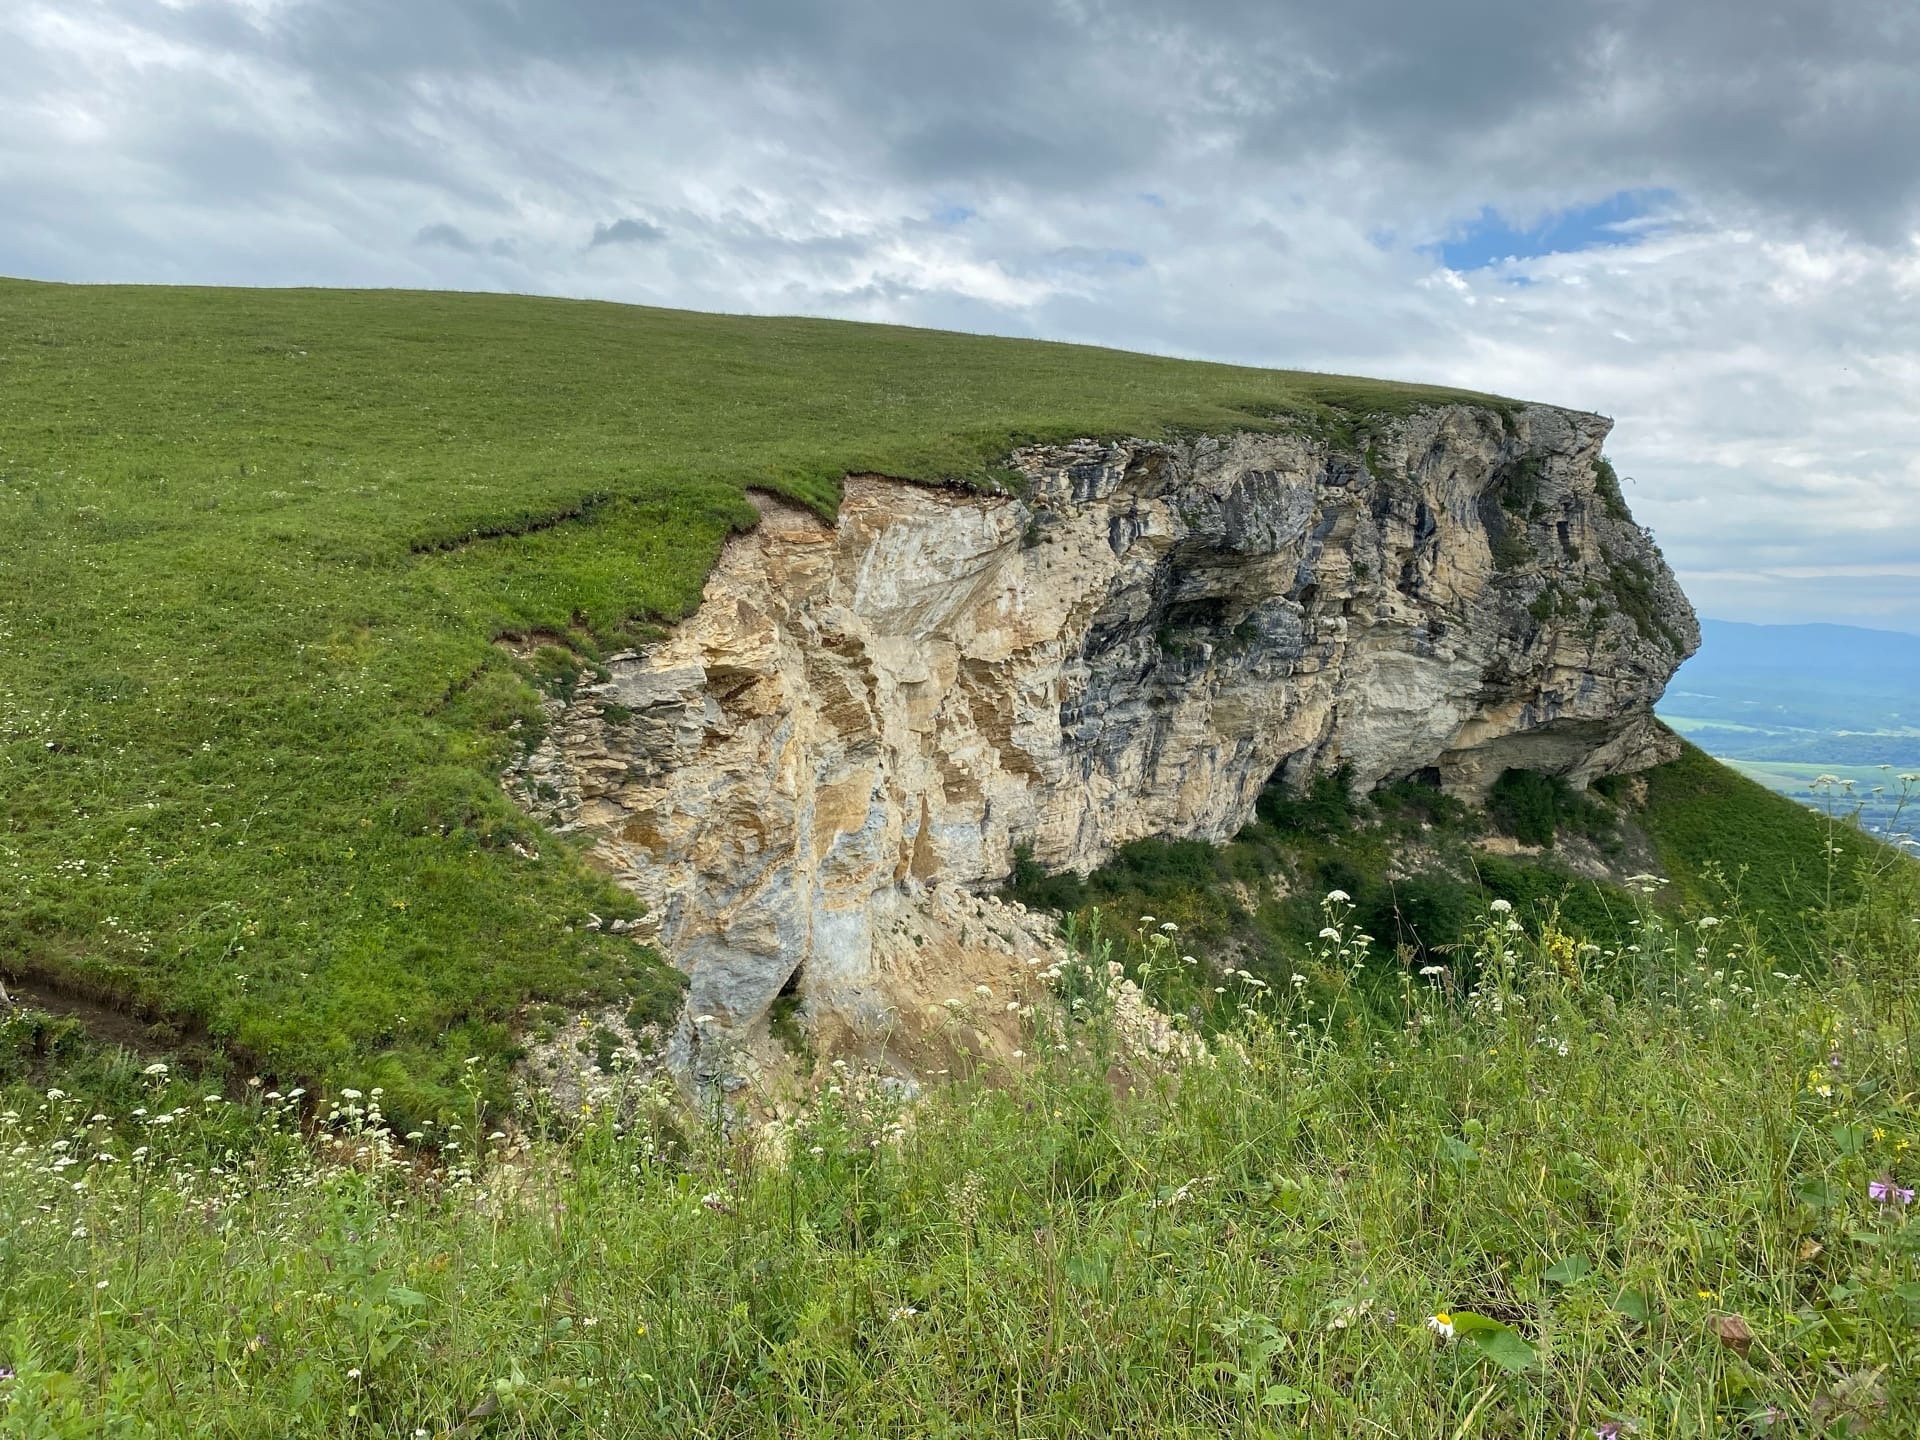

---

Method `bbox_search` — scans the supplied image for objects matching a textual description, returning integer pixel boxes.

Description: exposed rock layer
[508,404,1697,1066]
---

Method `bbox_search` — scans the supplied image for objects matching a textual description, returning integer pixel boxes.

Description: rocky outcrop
[507,402,1696,1074]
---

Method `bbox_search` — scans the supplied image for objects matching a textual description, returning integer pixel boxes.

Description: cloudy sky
[5,0,1918,632]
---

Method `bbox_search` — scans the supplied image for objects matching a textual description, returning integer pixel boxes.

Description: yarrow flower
[1489,898,1513,914]
[1869,1178,1915,1205]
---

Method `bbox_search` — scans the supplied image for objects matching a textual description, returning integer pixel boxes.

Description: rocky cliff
[507,402,1697,1079]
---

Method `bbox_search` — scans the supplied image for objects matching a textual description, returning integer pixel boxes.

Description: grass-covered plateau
[0,278,1503,1121]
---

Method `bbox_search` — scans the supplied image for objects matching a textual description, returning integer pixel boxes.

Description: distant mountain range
[1657,619,1920,839]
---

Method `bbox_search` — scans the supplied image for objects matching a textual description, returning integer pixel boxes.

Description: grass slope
[0,279,1498,1120]
[1008,771,1647,1012]
[3,882,1918,1436]
[1009,739,1912,1025]
[1636,741,1891,943]
[1718,761,1918,844]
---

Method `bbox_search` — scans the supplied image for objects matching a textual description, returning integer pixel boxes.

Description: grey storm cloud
[117,0,1920,237]
[589,218,667,248]
[415,223,515,259]
[415,222,479,253]
[3,0,1918,629]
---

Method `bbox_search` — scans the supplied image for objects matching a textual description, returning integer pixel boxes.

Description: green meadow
[3,861,1917,1436]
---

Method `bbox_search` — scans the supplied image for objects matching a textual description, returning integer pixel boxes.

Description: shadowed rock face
[507,403,1697,1072]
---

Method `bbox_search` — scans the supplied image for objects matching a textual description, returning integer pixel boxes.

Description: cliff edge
[507,402,1697,1082]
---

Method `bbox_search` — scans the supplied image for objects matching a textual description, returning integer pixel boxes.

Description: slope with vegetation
[0,279,1502,1119]
[3,278,1916,1435]
[1009,732,1903,1027]
[2,854,1916,1435]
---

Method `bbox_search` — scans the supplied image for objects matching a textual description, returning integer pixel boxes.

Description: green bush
[1486,768,1620,850]
[1591,455,1633,521]
[1255,765,1358,836]
[1373,776,1477,833]
[1358,873,1480,963]
[1487,768,1562,846]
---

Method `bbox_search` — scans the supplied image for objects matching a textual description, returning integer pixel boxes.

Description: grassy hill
[5,281,1917,1435]
[5,863,1918,1435]
[0,279,1502,1119]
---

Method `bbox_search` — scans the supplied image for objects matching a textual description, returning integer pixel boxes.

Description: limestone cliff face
[507,403,1696,1071]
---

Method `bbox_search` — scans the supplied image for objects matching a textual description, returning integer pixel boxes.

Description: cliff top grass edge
[0,279,1616,1119]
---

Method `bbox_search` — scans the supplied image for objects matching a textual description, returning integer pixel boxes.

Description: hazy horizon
[1695,616,1920,641]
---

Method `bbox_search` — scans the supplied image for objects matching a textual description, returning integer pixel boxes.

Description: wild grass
[2,865,1917,1437]
[1009,765,1641,1009]
[1007,749,1916,1035]
[0,279,1504,1121]
[1636,744,1900,952]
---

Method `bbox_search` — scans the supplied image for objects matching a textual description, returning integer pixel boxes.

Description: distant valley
[1657,618,1920,842]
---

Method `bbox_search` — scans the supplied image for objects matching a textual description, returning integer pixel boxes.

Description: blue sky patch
[1434,190,1673,271]
[1045,245,1147,272]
